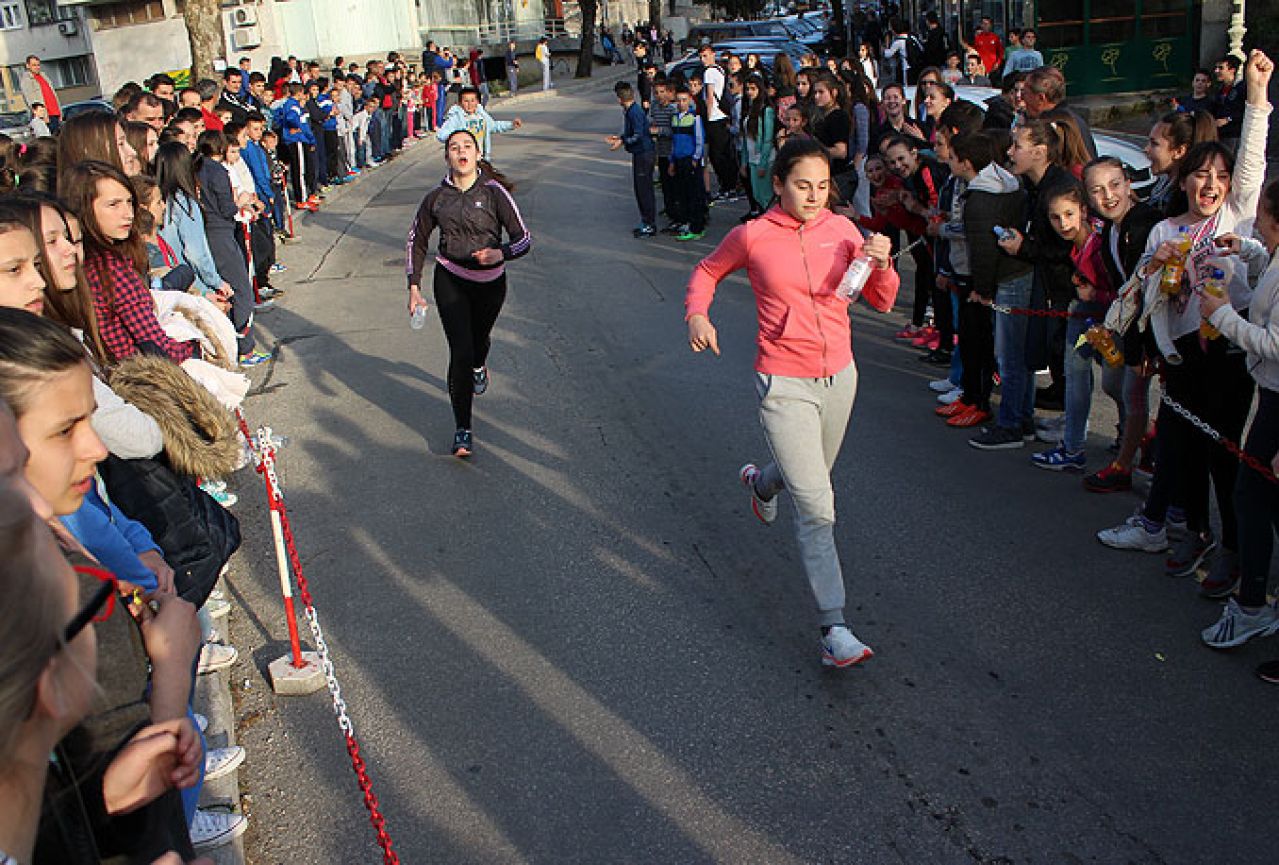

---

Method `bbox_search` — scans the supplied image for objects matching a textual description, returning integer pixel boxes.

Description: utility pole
[1227,0,1247,60]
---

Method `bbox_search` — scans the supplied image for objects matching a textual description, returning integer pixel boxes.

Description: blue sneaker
[451,428,473,458]
[239,349,272,368]
[1031,445,1086,472]
[472,366,488,395]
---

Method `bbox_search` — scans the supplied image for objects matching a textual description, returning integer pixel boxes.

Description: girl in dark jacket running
[406,129,531,457]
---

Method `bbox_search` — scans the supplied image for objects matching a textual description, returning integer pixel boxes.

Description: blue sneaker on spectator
[239,349,272,368]
[1031,446,1086,472]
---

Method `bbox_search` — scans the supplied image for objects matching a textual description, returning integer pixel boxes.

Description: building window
[92,0,166,29]
[24,0,64,27]
[10,55,95,89]
[0,2,23,31]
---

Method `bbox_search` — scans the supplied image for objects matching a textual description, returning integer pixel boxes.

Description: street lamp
[1228,0,1247,61]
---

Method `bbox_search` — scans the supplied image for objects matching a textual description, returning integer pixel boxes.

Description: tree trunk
[649,0,662,31]
[184,0,225,82]
[576,0,598,78]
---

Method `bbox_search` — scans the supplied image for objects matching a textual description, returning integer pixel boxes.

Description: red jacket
[857,174,927,236]
[686,207,900,377]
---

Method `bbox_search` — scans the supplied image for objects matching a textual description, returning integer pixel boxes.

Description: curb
[195,652,246,865]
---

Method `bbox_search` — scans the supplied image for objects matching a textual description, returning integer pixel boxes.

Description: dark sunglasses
[64,564,118,644]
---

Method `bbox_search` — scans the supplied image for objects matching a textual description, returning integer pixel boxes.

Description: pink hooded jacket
[685,206,900,378]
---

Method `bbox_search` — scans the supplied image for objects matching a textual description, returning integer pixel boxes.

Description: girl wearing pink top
[684,138,899,668]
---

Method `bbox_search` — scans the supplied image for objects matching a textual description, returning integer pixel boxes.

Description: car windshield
[0,110,30,129]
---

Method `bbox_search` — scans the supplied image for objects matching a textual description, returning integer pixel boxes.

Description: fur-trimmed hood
[107,355,241,479]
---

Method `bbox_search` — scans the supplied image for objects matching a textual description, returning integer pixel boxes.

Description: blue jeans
[947,291,963,385]
[1063,299,1107,452]
[994,273,1035,430]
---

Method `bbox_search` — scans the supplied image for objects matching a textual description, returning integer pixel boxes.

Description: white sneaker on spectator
[206,627,224,644]
[937,387,964,405]
[1201,599,1279,649]
[929,377,959,393]
[205,598,231,620]
[820,625,874,668]
[194,712,209,733]
[739,463,777,525]
[1097,514,1168,552]
[191,810,247,851]
[198,642,237,675]
[204,745,246,781]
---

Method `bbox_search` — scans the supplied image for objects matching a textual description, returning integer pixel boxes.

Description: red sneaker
[911,327,937,347]
[947,405,991,428]
[894,325,921,340]
[936,399,971,418]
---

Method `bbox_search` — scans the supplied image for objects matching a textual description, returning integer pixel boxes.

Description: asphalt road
[225,83,1279,865]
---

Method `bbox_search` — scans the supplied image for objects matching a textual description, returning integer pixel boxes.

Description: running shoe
[253,298,275,312]
[928,377,959,393]
[270,262,287,274]
[1031,446,1086,472]
[1201,599,1279,649]
[968,425,1024,451]
[239,349,272,368]
[676,229,706,241]
[472,366,489,395]
[194,712,209,733]
[1166,508,1189,542]
[204,746,246,781]
[910,327,937,347]
[739,463,777,525]
[633,223,657,238]
[206,487,238,509]
[452,428,473,458]
[1083,463,1132,493]
[1097,514,1168,552]
[1167,531,1216,577]
[205,598,231,620]
[661,222,686,235]
[894,324,921,340]
[936,399,971,418]
[820,625,874,668]
[191,810,248,852]
[937,387,964,405]
[920,347,951,365]
[946,406,990,428]
[1199,550,1240,599]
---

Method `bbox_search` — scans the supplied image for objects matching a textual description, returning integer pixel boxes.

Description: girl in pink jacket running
[684,137,899,668]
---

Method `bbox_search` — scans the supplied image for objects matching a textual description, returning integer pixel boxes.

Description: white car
[900,85,1156,198]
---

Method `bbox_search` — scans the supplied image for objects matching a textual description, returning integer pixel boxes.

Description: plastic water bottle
[410,303,427,330]
[836,256,873,302]
[1199,268,1226,340]
[1159,226,1191,296]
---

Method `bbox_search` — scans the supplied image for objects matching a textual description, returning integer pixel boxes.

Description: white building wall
[88,1,190,95]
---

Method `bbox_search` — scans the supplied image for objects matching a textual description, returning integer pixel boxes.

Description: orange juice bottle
[1159,226,1191,296]
[1200,268,1227,340]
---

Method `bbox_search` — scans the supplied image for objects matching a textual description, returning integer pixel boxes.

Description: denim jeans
[1063,299,1107,452]
[947,291,963,384]
[994,273,1035,430]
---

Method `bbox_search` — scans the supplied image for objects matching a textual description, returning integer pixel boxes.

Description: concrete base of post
[268,651,325,695]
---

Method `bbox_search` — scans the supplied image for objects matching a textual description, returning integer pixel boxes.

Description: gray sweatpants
[753,361,858,627]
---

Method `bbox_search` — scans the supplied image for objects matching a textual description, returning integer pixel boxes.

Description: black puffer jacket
[406,175,531,286]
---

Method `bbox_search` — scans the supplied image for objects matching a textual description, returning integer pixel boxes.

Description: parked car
[687,20,793,46]
[900,85,1156,198]
[0,109,35,145]
[664,39,809,83]
[60,98,114,121]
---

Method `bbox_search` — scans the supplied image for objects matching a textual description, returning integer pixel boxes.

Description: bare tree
[183,0,225,81]
[576,0,598,78]
[649,0,662,32]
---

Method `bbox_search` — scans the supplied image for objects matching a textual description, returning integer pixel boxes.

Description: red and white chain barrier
[1159,392,1279,486]
[234,409,401,863]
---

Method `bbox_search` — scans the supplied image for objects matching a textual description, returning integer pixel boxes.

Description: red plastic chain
[990,303,1091,319]
[1161,393,1279,486]
[234,409,400,864]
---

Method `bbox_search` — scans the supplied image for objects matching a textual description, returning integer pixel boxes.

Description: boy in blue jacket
[606,81,656,237]
[278,83,319,209]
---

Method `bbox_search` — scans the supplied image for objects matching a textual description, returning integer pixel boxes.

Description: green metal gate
[1035,0,1196,95]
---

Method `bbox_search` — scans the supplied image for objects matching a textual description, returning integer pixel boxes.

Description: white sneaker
[1201,599,1279,649]
[190,809,247,851]
[739,463,777,525]
[209,586,226,601]
[820,625,874,668]
[937,387,964,405]
[205,597,231,620]
[194,712,209,733]
[206,627,224,644]
[198,642,238,675]
[204,745,246,781]
[928,377,959,393]
[1097,515,1168,552]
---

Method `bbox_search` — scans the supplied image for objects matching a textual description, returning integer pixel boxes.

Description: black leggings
[1238,388,1279,607]
[433,264,507,429]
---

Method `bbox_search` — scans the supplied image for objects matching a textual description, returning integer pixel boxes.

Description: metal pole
[1228,0,1247,61]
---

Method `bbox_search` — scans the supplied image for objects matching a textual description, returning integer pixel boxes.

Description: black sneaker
[632,224,657,238]
[1021,419,1037,441]
[451,428,473,458]
[1255,659,1279,684]
[920,348,952,365]
[968,425,1025,451]
[472,366,488,396]
[1198,550,1240,598]
[1166,531,1216,577]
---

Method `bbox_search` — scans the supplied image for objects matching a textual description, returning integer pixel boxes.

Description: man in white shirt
[698,44,737,200]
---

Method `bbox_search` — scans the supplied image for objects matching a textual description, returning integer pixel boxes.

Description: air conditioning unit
[233,25,262,49]
[231,7,258,27]
[57,19,78,37]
